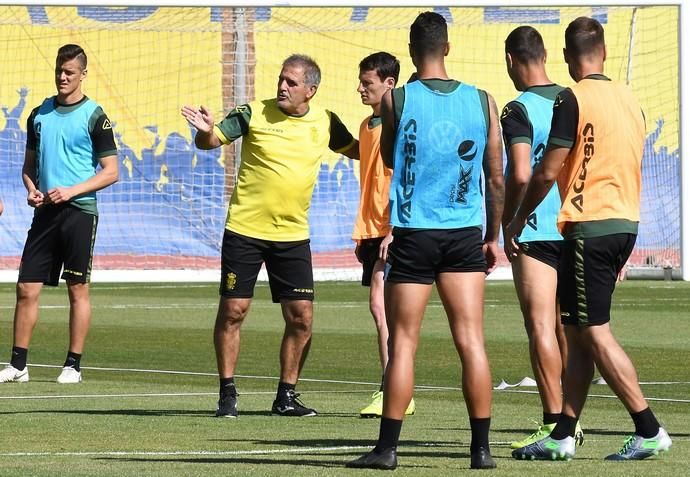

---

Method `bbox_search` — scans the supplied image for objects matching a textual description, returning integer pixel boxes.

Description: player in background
[0,44,118,385]
[352,51,415,419]
[348,11,504,470]
[501,25,584,450]
[507,17,671,461]
[182,54,358,418]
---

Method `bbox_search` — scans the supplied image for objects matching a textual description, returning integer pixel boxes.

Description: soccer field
[0,280,688,476]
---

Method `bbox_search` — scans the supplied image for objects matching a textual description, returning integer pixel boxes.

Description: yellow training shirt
[215,99,348,241]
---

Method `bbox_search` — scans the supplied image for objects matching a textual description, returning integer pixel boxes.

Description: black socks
[551,414,578,440]
[631,407,661,438]
[375,417,402,453]
[543,412,561,426]
[219,377,236,395]
[10,346,27,370]
[277,381,295,398]
[63,351,82,371]
[469,417,491,452]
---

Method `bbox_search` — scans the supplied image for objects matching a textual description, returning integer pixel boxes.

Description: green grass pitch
[0,280,688,476]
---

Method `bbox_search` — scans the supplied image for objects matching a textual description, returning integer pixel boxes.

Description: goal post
[0,2,684,282]
[681,0,690,281]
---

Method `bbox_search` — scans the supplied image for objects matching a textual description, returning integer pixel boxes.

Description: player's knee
[219,300,249,326]
[283,301,313,328]
[16,282,41,302]
[455,334,486,356]
[526,318,554,340]
[369,302,386,324]
[285,313,312,334]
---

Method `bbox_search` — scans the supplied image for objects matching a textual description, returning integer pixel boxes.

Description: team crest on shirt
[225,272,237,291]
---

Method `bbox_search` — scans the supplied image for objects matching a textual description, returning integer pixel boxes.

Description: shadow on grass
[0,408,218,417]
[492,426,690,439]
[209,437,458,447]
[0,408,366,419]
[97,455,348,468]
[93,441,476,469]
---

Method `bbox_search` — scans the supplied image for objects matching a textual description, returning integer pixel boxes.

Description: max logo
[455,140,476,204]
[571,123,594,213]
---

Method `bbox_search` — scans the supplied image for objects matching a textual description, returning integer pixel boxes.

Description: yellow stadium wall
[0,5,679,158]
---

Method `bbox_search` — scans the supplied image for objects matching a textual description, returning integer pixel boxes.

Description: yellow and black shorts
[558,233,636,326]
[220,230,314,303]
[18,204,98,286]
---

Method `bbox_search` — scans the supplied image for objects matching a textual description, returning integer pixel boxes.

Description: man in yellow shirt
[182,54,357,418]
[507,17,671,462]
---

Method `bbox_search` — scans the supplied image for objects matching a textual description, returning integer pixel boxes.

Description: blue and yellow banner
[0,6,680,268]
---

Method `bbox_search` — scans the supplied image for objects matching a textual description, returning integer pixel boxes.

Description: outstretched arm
[181,105,222,150]
[340,141,360,160]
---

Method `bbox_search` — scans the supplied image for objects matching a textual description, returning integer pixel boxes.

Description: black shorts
[558,233,636,327]
[518,240,562,270]
[358,237,385,287]
[386,227,486,284]
[18,204,98,286]
[220,230,314,303]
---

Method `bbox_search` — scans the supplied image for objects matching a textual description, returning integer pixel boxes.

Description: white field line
[0,389,392,400]
[1,362,689,404]
[6,363,690,388]
[499,388,690,403]
[91,285,217,290]
[1,435,689,459]
[0,446,369,458]
[3,300,685,311]
[0,302,454,310]
[4,363,453,389]
[0,392,217,400]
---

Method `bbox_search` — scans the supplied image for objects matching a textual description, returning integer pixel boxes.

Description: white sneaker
[56,366,82,384]
[0,365,29,383]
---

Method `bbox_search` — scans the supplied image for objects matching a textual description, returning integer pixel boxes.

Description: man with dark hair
[501,25,583,450]
[507,17,671,461]
[0,44,119,385]
[348,11,504,470]
[352,52,415,418]
[182,54,358,418]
